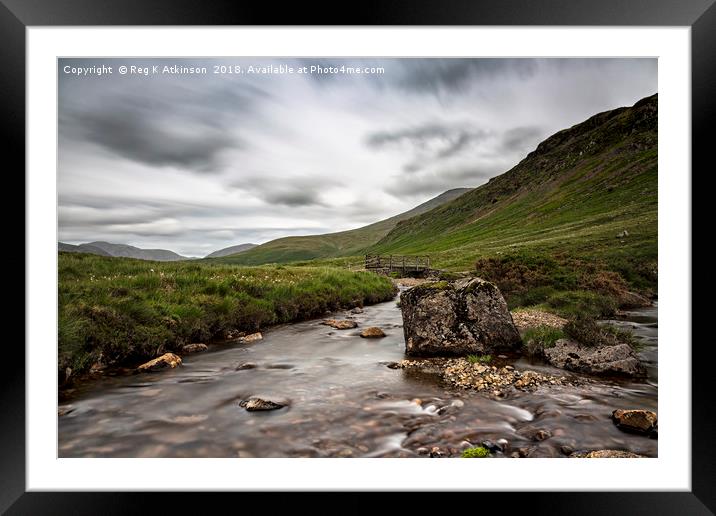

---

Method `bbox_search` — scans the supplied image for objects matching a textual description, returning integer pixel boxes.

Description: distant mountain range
[58,241,190,262]
[213,188,472,264]
[205,243,258,258]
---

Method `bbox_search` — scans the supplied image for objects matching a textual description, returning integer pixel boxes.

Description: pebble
[560,445,575,456]
[481,440,501,453]
[429,446,447,458]
[322,319,358,330]
[238,332,263,343]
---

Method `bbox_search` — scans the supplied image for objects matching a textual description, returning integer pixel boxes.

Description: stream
[58,296,657,458]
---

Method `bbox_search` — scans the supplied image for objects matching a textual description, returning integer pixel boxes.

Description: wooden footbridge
[364,254,435,277]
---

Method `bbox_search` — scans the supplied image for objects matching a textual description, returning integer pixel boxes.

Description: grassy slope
[213,188,471,265]
[59,252,396,375]
[369,95,658,283]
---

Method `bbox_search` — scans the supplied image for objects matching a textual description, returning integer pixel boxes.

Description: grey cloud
[391,59,538,95]
[501,126,544,153]
[386,166,502,197]
[59,59,272,172]
[59,208,160,227]
[64,104,237,171]
[262,189,324,207]
[299,58,539,96]
[366,123,491,172]
[230,175,340,207]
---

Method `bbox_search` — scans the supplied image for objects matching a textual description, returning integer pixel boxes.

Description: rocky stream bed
[58,291,657,458]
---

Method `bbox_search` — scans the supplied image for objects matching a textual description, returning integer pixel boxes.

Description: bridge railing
[364,254,431,271]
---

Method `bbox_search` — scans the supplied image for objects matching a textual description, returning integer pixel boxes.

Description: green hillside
[213,188,470,265]
[369,95,657,280]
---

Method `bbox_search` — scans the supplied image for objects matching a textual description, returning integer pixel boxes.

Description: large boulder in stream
[400,278,521,356]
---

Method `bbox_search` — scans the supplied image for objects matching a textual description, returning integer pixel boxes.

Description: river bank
[58,253,397,383]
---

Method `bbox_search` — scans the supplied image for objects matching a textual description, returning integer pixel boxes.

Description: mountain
[59,242,112,257]
[205,243,258,258]
[215,188,472,265]
[368,94,658,270]
[58,241,189,261]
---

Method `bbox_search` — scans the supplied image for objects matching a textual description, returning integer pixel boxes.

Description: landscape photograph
[58,57,658,458]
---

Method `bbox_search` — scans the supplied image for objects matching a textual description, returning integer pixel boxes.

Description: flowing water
[58,297,657,458]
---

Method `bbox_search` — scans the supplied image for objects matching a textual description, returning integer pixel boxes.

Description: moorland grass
[522,325,565,357]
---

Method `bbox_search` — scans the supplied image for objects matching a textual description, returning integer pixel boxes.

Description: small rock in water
[416,447,430,456]
[322,319,358,330]
[481,440,501,453]
[235,362,258,371]
[182,343,208,353]
[350,307,364,314]
[497,354,508,359]
[239,332,263,343]
[384,362,400,369]
[239,397,287,411]
[560,445,575,456]
[58,405,75,417]
[89,361,105,374]
[519,427,552,442]
[136,353,182,373]
[533,429,551,441]
[429,446,448,458]
[611,409,657,435]
[496,438,509,452]
[360,327,386,338]
[226,329,245,340]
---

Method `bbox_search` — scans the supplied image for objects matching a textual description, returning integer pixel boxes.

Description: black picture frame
[4,0,708,513]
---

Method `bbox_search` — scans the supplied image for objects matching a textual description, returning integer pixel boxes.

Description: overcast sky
[58,58,656,257]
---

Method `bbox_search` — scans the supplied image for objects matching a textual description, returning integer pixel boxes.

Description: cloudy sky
[58,58,656,257]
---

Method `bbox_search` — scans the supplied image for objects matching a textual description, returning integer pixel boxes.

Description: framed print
[5,0,710,512]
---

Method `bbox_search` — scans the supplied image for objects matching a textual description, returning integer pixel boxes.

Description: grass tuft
[462,446,490,458]
[522,325,565,357]
[467,354,493,364]
[563,317,635,348]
